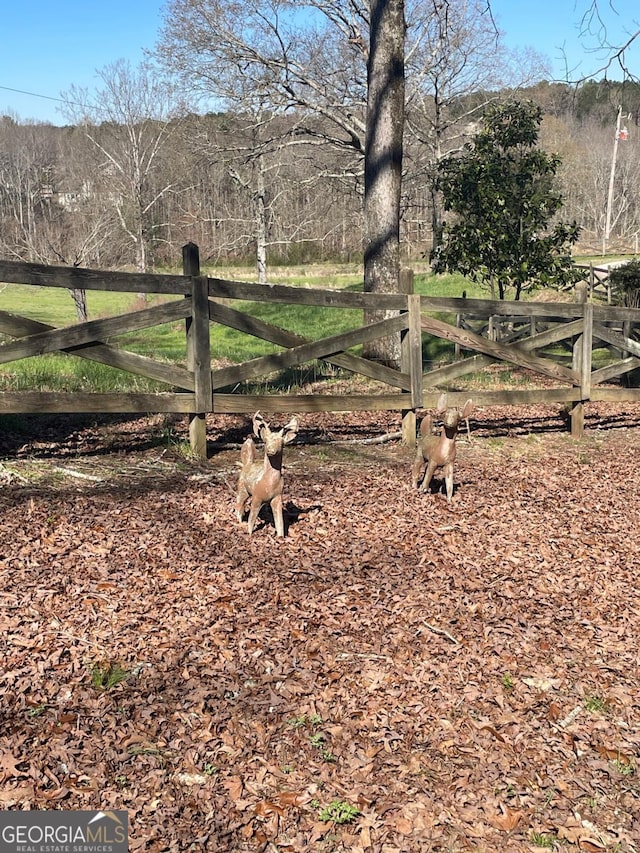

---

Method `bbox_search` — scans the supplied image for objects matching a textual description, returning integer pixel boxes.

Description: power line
[0,84,67,104]
[0,83,96,120]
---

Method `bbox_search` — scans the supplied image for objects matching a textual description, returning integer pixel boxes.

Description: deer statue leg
[235,483,249,523]
[271,494,285,537]
[247,495,263,535]
[412,450,426,490]
[421,458,438,493]
[443,463,454,503]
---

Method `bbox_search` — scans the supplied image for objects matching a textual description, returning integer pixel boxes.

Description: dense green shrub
[610,259,640,307]
[610,259,640,387]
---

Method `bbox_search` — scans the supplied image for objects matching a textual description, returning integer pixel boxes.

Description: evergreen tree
[432,101,581,299]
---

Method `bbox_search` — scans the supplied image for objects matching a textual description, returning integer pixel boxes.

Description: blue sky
[491,0,640,80]
[1,0,639,125]
[0,0,163,124]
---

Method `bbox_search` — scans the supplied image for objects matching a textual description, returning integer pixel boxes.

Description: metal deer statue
[412,393,473,503]
[235,412,299,537]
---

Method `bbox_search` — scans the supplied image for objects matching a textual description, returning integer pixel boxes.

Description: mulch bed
[1,404,639,852]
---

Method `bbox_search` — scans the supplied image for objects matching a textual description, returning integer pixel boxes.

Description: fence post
[400,269,422,446]
[183,243,211,460]
[622,319,631,359]
[570,282,590,438]
[455,290,466,360]
[488,315,497,341]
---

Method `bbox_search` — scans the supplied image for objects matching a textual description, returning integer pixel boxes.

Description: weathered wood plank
[450,299,640,325]
[405,293,423,408]
[208,277,408,310]
[591,386,640,402]
[182,244,208,458]
[420,314,578,385]
[516,319,584,350]
[0,259,191,295]
[209,300,409,390]
[581,303,593,398]
[592,305,640,324]
[210,387,586,415]
[0,367,626,417]
[592,357,640,385]
[420,321,585,388]
[211,314,408,388]
[430,388,583,407]
[0,310,194,390]
[210,300,297,348]
[212,393,413,413]
[423,355,497,386]
[429,296,585,320]
[0,392,196,414]
[592,322,640,361]
[69,344,194,390]
[0,300,191,364]
[0,311,52,338]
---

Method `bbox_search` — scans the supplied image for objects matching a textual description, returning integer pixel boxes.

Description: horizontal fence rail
[2,246,640,456]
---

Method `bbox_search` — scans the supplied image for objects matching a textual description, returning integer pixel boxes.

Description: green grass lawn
[0,266,481,393]
[0,285,188,392]
[0,285,137,328]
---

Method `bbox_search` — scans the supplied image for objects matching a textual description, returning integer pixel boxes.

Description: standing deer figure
[235,412,299,537]
[412,393,473,503]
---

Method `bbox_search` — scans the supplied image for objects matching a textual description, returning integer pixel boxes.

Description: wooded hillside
[1,80,639,274]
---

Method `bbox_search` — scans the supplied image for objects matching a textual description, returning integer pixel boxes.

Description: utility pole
[604,105,627,253]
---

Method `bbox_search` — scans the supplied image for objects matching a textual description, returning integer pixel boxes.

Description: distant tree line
[1,78,640,276]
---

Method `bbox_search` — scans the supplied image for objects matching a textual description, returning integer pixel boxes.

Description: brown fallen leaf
[254,800,286,817]
[486,803,525,832]
[580,840,607,852]
[393,816,414,836]
[473,720,506,743]
[595,744,633,763]
[275,791,308,807]
[0,784,35,805]
[3,408,640,853]
[222,774,244,802]
[548,701,561,721]
[521,675,561,691]
[0,751,26,780]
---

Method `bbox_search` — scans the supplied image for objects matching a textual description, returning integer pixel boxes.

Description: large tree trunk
[363,0,405,367]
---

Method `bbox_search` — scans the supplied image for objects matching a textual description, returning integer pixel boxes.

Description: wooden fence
[2,243,640,458]
[573,262,628,303]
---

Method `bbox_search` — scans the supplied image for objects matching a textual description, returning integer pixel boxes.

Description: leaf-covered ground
[1,404,639,852]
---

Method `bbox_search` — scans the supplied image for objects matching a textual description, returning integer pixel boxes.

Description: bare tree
[156,0,370,284]
[0,119,122,320]
[0,118,58,262]
[573,2,640,82]
[159,0,407,360]
[61,60,185,274]
[546,110,640,249]
[403,0,550,255]
[157,1,548,362]
[177,107,335,282]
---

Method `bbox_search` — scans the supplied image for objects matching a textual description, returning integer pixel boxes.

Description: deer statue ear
[252,411,267,438]
[282,417,299,444]
[436,393,448,414]
[461,399,474,419]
